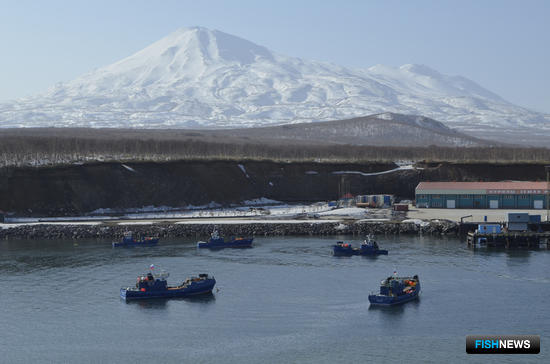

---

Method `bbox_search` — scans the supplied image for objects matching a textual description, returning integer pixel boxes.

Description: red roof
[416,181,549,191]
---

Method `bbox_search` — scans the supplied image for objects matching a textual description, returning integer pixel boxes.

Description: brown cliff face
[0,160,547,216]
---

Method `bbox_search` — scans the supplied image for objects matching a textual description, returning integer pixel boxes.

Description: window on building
[519,195,529,199]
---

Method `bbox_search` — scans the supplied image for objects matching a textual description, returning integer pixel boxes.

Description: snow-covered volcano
[0,26,548,143]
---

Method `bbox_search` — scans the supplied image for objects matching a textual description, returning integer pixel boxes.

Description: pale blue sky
[1,0,549,113]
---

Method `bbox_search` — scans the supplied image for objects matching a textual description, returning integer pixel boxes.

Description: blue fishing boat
[368,273,420,306]
[112,232,159,248]
[120,265,216,301]
[197,229,253,249]
[333,235,388,256]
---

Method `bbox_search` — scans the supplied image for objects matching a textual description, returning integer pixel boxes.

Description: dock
[467,230,550,248]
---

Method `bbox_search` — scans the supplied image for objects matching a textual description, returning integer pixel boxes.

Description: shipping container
[478,224,502,234]
[393,204,409,211]
[508,213,529,223]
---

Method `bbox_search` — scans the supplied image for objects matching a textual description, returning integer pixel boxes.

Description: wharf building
[415,182,549,209]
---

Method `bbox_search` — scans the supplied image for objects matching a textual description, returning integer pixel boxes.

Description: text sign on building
[487,190,548,195]
[466,335,540,354]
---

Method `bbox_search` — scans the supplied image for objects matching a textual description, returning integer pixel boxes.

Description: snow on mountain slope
[0,26,548,144]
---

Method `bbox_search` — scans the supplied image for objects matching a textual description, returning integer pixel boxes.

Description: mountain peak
[154,26,274,65]
[57,26,276,95]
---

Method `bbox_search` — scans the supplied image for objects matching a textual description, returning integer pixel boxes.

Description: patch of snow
[185,202,222,210]
[402,219,430,227]
[317,207,366,216]
[305,171,319,175]
[242,197,282,205]
[335,223,348,230]
[1,222,102,229]
[238,164,250,178]
[117,221,154,225]
[91,205,180,214]
[376,112,394,120]
[91,208,113,214]
[174,219,333,225]
[331,166,407,176]
[121,164,136,172]
[356,218,391,222]
[3,201,336,224]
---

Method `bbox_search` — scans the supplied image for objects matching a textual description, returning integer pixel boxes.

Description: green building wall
[415,193,548,209]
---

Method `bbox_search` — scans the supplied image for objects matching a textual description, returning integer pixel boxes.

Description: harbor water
[0,235,548,363]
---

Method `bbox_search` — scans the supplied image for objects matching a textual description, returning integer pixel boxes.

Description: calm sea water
[0,234,548,363]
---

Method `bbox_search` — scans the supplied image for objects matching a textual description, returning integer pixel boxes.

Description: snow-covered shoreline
[2,200,333,225]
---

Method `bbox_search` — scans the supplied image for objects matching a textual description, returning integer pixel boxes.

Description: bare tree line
[1,130,550,167]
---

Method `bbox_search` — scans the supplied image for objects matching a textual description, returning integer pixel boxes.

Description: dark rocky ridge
[0,160,547,217]
[201,113,494,147]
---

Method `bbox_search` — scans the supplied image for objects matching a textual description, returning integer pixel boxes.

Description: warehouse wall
[415,193,547,209]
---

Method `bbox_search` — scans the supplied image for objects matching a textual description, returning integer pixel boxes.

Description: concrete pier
[466,230,550,248]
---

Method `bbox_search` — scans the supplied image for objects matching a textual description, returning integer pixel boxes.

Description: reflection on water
[125,297,170,309]
[0,235,548,364]
[368,297,421,310]
[360,254,382,260]
[368,298,421,318]
[124,293,216,309]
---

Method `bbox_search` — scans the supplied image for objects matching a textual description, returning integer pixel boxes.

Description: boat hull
[333,246,388,256]
[362,248,388,256]
[121,278,216,301]
[197,238,253,249]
